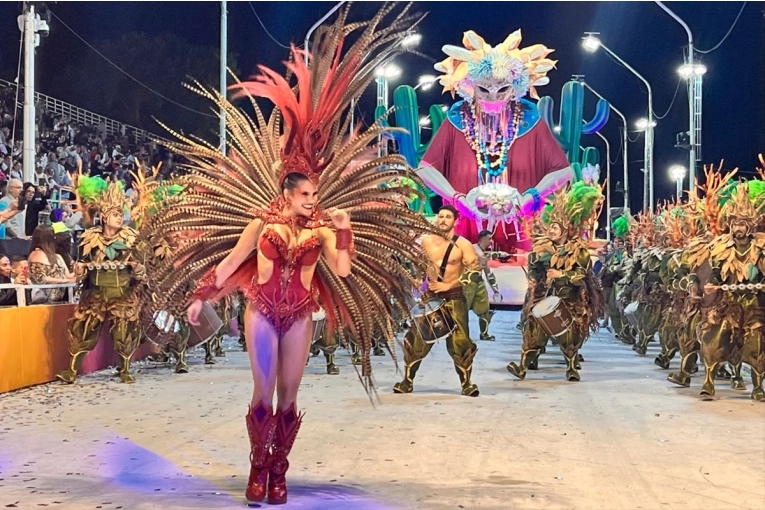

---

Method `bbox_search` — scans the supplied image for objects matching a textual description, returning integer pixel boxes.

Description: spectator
[0,178,26,238]
[0,253,17,306]
[27,225,73,303]
[9,162,21,180]
[10,257,29,284]
[53,224,74,271]
[24,182,51,237]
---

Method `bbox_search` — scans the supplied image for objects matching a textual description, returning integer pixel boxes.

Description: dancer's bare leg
[276,316,313,410]
[244,304,279,407]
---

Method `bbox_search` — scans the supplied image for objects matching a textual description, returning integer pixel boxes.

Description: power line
[697,2,747,54]
[248,2,294,50]
[49,10,216,118]
[653,77,683,120]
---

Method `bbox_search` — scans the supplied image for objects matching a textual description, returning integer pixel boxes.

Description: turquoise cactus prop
[374,85,447,215]
[538,80,609,181]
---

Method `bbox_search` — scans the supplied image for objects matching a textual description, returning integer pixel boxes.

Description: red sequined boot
[267,403,303,505]
[244,402,275,503]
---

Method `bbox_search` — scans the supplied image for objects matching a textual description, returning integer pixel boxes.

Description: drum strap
[438,235,460,282]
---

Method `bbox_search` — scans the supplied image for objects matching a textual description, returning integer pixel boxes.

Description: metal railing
[0,282,76,307]
[0,78,167,145]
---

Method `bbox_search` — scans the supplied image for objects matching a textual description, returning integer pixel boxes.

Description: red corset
[244,228,321,335]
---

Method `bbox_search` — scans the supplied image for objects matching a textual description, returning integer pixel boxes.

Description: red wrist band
[335,229,352,250]
[191,266,219,301]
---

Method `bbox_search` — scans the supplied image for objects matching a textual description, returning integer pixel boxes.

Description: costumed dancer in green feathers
[619,213,663,356]
[57,176,146,384]
[507,182,604,382]
[602,215,633,343]
[688,178,765,401]
[668,164,742,388]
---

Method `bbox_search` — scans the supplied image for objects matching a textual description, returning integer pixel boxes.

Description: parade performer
[507,183,604,381]
[57,176,146,384]
[140,5,434,504]
[620,213,663,356]
[602,216,632,343]
[668,164,740,388]
[393,205,481,396]
[465,229,500,341]
[417,29,573,252]
[691,181,765,400]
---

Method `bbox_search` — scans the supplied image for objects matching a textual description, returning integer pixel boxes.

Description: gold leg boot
[667,352,695,387]
[507,350,538,380]
[700,362,718,400]
[174,348,189,374]
[393,360,422,394]
[479,313,495,341]
[204,343,216,365]
[453,348,479,397]
[730,362,746,391]
[118,353,136,383]
[565,354,581,382]
[325,351,339,375]
[751,369,765,402]
[56,351,88,384]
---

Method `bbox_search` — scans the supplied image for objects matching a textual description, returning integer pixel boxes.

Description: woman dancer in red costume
[140,4,432,505]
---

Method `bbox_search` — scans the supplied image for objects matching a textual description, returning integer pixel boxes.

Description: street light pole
[304,1,346,65]
[655,1,699,194]
[583,35,654,209]
[577,77,629,213]
[594,130,611,241]
[219,0,227,153]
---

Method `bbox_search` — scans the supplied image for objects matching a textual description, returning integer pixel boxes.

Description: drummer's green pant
[398,293,478,390]
[521,311,587,359]
[464,279,493,337]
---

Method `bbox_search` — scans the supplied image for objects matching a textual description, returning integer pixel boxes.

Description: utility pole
[22,3,37,184]
[220,0,227,153]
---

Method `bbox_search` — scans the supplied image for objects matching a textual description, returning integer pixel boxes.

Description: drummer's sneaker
[479,334,495,341]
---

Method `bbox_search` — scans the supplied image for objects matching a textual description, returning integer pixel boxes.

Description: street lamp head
[553,126,562,133]
[582,34,601,52]
[419,116,431,126]
[376,64,402,80]
[401,32,422,48]
[635,118,657,130]
[677,63,707,79]
[669,165,687,181]
[417,74,436,91]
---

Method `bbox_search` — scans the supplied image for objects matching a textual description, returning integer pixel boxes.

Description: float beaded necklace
[460,101,523,184]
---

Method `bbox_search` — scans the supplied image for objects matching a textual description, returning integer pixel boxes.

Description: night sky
[0,1,762,208]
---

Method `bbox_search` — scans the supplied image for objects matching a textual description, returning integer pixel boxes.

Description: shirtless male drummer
[393,205,482,397]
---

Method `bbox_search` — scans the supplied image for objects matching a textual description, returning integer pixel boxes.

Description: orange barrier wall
[0,304,151,394]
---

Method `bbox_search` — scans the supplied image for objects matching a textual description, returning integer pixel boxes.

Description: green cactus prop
[374,85,447,215]
[538,80,609,181]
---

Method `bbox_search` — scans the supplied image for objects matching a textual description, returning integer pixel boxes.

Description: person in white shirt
[466,230,502,341]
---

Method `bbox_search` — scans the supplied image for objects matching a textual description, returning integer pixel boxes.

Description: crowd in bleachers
[0,84,179,307]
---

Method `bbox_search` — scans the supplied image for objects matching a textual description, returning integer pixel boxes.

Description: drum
[623,301,640,329]
[410,299,456,344]
[531,296,574,338]
[312,309,326,344]
[144,311,180,345]
[188,301,224,348]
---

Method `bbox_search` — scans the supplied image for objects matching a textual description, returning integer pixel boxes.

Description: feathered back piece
[696,161,739,236]
[141,3,437,397]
